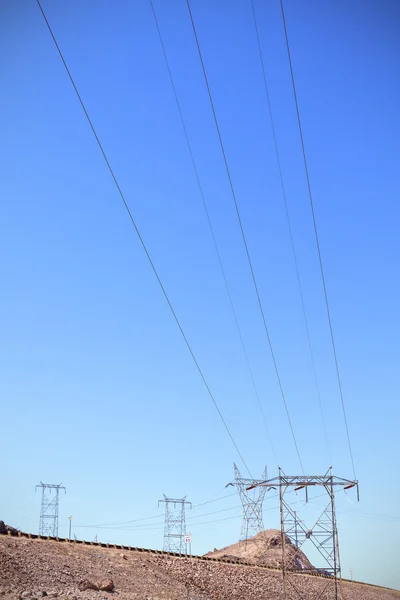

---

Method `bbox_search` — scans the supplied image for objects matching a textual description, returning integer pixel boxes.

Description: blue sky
[1,0,399,590]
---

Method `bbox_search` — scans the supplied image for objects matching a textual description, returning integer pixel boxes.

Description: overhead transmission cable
[71,490,239,529]
[279,0,356,479]
[185,0,304,474]
[71,487,342,532]
[75,505,244,531]
[105,512,245,533]
[250,0,332,466]
[35,0,251,478]
[149,0,277,465]
[70,485,282,530]
[74,502,283,533]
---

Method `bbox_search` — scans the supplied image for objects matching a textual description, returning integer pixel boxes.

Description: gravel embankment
[1,536,399,600]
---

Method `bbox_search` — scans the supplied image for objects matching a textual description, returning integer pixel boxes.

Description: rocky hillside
[205,529,314,571]
[1,533,399,600]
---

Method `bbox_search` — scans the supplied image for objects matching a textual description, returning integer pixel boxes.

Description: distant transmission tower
[227,463,269,541]
[158,495,191,553]
[35,482,66,537]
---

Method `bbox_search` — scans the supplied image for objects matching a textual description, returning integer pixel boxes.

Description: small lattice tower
[36,482,66,537]
[158,495,191,553]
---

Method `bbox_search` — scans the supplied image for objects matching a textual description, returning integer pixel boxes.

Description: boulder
[6,525,19,537]
[98,580,114,592]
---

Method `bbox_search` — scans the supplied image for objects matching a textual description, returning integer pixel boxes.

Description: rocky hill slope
[205,529,314,571]
[1,533,399,600]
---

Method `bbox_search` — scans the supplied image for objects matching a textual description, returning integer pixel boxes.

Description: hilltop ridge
[205,528,314,571]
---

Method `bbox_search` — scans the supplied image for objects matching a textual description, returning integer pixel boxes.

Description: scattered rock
[21,593,32,599]
[98,580,114,592]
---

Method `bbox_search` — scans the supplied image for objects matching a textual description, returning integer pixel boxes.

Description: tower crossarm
[246,474,358,493]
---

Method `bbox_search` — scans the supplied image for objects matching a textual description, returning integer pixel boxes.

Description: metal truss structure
[35,482,66,537]
[158,495,192,554]
[227,463,269,541]
[247,467,358,600]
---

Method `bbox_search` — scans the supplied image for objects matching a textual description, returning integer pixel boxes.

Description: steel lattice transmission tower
[35,482,66,537]
[247,467,359,600]
[227,463,269,541]
[158,495,191,553]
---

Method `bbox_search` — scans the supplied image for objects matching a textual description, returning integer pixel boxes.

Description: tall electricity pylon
[227,463,269,541]
[158,495,191,553]
[35,482,66,537]
[247,467,359,600]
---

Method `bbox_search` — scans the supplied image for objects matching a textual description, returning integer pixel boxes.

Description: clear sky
[1,0,399,591]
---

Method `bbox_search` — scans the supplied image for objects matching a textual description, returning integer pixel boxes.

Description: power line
[71,490,285,531]
[74,503,284,533]
[75,504,243,531]
[65,487,339,531]
[336,508,400,522]
[71,489,283,532]
[65,490,359,535]
[279,0,356,479]
[250,0,332,466]
[70,491,239,529]
[76,511,245,533]
[70,484,285,532]
[35,0,251,478]
[149,0,277,464]
[189,504,279,529]
[185,0,304,473]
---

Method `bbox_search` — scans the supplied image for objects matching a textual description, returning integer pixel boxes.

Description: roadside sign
[184,534,192,544]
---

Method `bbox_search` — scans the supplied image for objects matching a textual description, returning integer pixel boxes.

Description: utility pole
[158,495,191,553]
[35,482,66,537]
[68,515,73,541]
